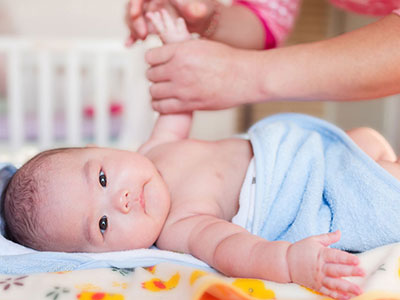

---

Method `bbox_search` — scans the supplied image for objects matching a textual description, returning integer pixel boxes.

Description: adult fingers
[145,44,178,65]
[152,98,190,114]
[150,82,177,99]
[132,16,149,40]
[171,0,209,20]
[129,0,146,18]
[125,0,149,41]
[146,65,171,82]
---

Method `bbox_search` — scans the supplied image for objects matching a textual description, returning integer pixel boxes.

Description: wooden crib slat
[66,51,81,146]
[120,44,154,150]
[0,37,160,154]
[7,50,24,150]
[38,51,53,149]
[94,52,109,146]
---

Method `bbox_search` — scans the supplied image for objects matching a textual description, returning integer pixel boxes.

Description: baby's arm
[158,216,364,300]
[139,10,193,154]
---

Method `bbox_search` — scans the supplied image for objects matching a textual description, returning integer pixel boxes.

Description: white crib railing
[0,36,161,164]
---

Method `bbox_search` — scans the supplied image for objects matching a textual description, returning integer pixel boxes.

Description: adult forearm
[255,14,400,102]
[209,4,266,50]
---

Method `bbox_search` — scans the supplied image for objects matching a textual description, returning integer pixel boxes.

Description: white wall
[0,0,127,38]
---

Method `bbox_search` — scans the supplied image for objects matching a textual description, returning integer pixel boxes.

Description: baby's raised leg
[347,127,400,180]
[346,127,396,162]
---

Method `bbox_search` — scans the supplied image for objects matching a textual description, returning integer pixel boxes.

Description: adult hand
[146,39,262,113]
[125,0,217,46]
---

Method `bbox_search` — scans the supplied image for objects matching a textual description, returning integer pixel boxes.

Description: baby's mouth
[139,189,145,211]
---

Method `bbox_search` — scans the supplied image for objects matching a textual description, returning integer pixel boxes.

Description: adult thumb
[171,0,211,22]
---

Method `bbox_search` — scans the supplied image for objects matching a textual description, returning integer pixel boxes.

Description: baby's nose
[113,190,132,214]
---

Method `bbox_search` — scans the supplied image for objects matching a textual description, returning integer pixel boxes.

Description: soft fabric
[0,163,17,236]
[1,242,400,300]
[242,113,400,252]
[235,0,399,49]
[329,0,399,16]
[233,0,300,48]
[0,246,212,275]
[231,158,256,229]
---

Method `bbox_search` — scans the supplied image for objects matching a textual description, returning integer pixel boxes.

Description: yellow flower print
[77,291,124,300]
[232,278,275,299]
[141,272,180,292]
[190,270,208,285]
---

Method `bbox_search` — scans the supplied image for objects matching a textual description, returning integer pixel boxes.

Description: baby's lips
[139,190,145,210]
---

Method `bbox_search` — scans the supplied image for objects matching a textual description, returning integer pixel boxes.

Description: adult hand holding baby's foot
[287,231,365,300]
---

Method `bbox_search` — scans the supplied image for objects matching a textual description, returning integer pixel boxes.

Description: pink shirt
[234,0,400,49]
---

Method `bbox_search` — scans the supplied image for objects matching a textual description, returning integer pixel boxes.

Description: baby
[3,11,400,300]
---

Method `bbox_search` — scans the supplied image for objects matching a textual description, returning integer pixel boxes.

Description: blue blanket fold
[248,113,400,252]
[0,247,212,275]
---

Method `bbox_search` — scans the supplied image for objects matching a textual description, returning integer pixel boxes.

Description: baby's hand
[287,231,365,300]
[146,9,191,44]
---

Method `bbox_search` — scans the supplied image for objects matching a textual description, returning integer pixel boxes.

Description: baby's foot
[146,9,191,44]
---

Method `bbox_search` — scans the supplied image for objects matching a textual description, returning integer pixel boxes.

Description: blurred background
[0,0,399,165]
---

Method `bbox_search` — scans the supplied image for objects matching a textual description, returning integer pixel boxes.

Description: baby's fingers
[322,277,363,298]
[323,248,360,265]
[323,263,365,278]
[319,286,353,300]
[160,9,176,31]
[146,12,165,34]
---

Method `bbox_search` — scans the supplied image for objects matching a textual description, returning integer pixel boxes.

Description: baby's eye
[99,169,107,187]
[99,215,108,235]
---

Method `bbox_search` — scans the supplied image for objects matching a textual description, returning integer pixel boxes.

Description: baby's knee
[347,127,397,162]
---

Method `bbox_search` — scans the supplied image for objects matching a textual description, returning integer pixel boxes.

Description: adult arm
[146,13,400,113]
[157,215,364,299]
[262,13,400,102]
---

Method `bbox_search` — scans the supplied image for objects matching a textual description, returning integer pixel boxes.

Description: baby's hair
[2,148,73,250]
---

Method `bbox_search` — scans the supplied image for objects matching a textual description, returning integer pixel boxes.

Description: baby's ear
[85,144,98,148]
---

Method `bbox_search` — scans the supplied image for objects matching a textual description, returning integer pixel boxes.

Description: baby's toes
[323,263,365,278]
[322,277,363,297]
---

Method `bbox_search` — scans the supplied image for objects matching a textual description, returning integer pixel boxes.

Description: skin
[33,12,400,300]
[125,0,266,49]
[38,147,171,252]
[144,13,400,114]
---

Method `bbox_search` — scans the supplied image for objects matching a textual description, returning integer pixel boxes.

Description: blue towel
[0,248,212,275]
[247,113,400,252]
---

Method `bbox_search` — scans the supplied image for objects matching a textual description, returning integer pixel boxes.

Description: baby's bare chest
[153,139,251,221]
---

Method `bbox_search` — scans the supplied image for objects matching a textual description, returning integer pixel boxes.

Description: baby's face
[37,147,170,252]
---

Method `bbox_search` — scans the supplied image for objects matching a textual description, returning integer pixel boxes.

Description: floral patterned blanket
[1,243,400,300]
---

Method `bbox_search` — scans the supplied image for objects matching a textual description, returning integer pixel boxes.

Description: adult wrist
[202,0,222,38]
